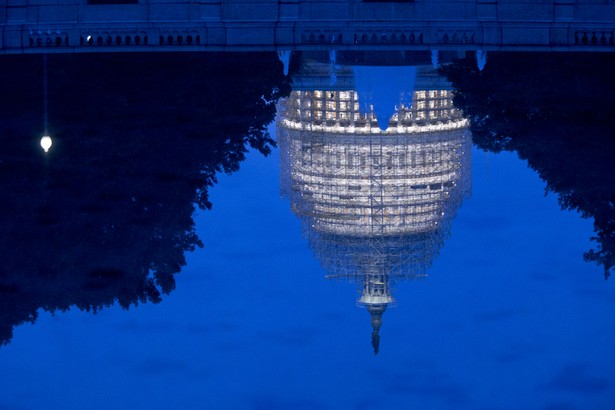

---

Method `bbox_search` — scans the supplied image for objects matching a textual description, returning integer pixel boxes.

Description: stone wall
[2,0,615,52]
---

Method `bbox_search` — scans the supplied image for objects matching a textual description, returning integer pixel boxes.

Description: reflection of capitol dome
[278,73,471,353]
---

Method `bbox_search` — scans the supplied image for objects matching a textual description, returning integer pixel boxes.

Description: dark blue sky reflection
[1,118,614,409]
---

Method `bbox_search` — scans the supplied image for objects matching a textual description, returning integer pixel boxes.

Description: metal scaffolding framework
[278,85,472,352]
[280,88,471,276]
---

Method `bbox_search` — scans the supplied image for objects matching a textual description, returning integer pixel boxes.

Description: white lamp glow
[40,135,52,153]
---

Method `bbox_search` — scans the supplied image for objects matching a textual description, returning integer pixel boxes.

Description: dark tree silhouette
[0,52,292,345]
[442,53,615,278]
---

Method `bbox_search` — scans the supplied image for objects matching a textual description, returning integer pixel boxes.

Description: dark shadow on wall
[0,52,292,345]
[442,52,615,279]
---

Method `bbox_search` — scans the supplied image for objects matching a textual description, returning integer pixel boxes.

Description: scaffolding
[278,86,472,351]
[280,88,463,132]
[279,88,471,278]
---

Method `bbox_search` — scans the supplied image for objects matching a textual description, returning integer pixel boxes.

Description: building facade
[1,0,615,53]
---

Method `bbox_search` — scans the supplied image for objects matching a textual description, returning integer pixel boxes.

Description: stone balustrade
[1,0,615,52]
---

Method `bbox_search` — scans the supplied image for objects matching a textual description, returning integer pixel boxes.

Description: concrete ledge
[7,7,27,22]
[353,3,425,21]
[3,27,23,48]
[226,24,275,44]
[200,4,222,20]
[574,5,615,22]
[554,4,573,20]
[477,3,497,20]
[498,4,554,21]
[275,24,295,44]
[149,4,199,20]
[33,6,79,22]
[222,2,279,21]
[279,3,299,20]
[80,5,147,22]
[2,0,615,52]
[28,0,80,5]
[205,25,226,44]
[501,26,550,45]
[548,26,569,45]
[481,24,502,45]
[425,3,474,20]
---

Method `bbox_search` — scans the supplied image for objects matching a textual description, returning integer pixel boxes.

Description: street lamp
[41,135,52,153]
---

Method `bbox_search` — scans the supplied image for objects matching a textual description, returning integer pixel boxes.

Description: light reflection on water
[0,51,614,409]
[277,66,472,354]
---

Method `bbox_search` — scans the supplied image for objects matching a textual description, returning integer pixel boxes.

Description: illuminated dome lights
[278,86,472,353]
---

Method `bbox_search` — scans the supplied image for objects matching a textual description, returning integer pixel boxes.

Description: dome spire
[368,304,386,355]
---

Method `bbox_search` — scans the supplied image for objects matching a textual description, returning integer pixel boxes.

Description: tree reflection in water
[443,53,615,279]
[0,53,291,345]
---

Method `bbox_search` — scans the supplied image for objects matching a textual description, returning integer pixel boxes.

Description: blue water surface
[1,116,614,409]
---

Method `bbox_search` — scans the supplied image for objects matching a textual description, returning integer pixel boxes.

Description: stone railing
[1,22,615,52]
[574,30,614,46]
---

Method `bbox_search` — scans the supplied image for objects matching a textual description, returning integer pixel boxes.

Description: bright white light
[86,35,92,42]
[40,135,52,152]
[282,117,468,135]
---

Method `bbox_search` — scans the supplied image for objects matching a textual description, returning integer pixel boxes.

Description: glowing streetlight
[41,55,53,154]
[40,135,52,153]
